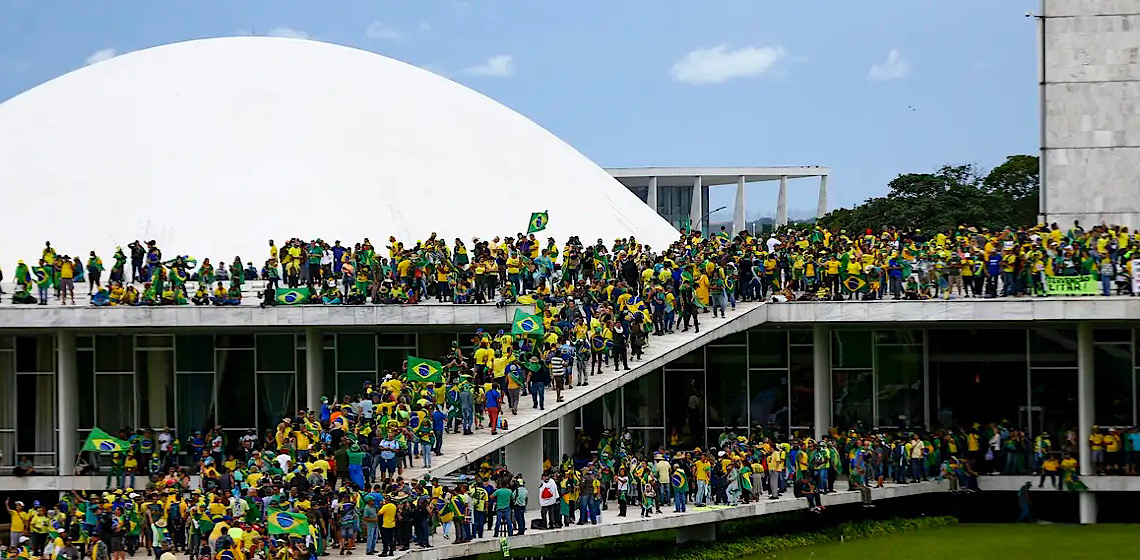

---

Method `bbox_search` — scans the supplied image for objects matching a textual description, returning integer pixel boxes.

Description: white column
[1077,323,1093,477]
[646,176,658,215]
[817,175,829,218]
[733,176,746,235]
[689,176,703,234]
[1076,322,1096,524]
[776,176,788,227]
[305,327,324,412]
[57,331,77,474]
[505,429,544,510]
[558,411,576,461]
[813,324,832,441]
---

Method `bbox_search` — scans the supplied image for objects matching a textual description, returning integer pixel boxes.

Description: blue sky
[0,0,1038,221]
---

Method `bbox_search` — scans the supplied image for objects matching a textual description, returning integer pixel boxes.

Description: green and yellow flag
[275,288,311,305]
[842,275,868,294]
[511,308,544,336]
[406,356,444,384]
[527,211,549,234]
[266,509,310,536]
[81,427,128,453]
[33,266,51,288]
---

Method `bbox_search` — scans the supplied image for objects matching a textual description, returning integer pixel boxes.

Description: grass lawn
[758,524,1135,560]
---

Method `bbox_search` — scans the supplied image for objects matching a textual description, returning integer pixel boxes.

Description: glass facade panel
[671,348,704,368]
[1093,343,1133,426]
[417,332,458,362]
[216,350,255,428]
[378,333,417,347]
[337,334,376,371]
[1030,368,1077,437]
[748,369,788,434]
[623,369,663,426]
[338,372,376,397]
[0,351,15,465]
[176,335,214,372]
[627,428,665,455]
[832,369,873,428]
[176,373,215,435]
[216,334,255,349]
[707,347,747,428]
[377,349,409,377]
[77,351,95,429]
[259,372,296,430]
[95,374,135,431]
[1031,328,1078,368]
[748,331,787,368]
[15,374,54,464]
[1093,329,1130,343]
[832,330,872,369]
[16,336,52,372]
[876,344,923,427]
[136,351,175,429]
[789,345,814,428]
[929,329,1026,431]
[95,335,133,372]
[664,370,704,448]
[257,334,295,372]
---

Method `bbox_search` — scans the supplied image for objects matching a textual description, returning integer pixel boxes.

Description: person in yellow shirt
[1089,427,1105,474]
[1104,429,1122,475]
[7,499,31,547]
[693,455,712,506]
[1039,455,1060,489]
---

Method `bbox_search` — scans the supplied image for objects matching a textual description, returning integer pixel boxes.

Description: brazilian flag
[511,308,544,336]
[406,356,444,383]
[81,427,128,453]
[266,509,310,536]
[842,275,867,294]
[33,266,51,288]
[275,288,311,305]
[527,211,549,234]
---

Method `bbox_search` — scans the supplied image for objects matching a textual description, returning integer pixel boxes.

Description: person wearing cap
[7,499,31,548]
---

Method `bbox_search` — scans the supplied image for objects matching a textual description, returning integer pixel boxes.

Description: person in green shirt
[491,486,513,537]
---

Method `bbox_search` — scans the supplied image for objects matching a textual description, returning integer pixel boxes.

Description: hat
[19,537,29,544]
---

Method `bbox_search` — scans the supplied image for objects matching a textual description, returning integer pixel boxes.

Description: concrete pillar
[817,175,829,218]
[675,522,717,543]
[1077,323,1093,477]
[505,429,544,510]
[733,176,746,235]
[305,327,324,412]
[57,330,77,474]
[558,411,576,462]
[147,351,173,427]
[689,176,703,234]
[813,324,832,441]
[1076,322,1096,524]
[647,176,658,215]
[776,176,788,227]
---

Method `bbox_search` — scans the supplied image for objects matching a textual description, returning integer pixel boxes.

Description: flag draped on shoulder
[81,427,129,453]
[406,356,444,383]
[266,509,310,536]
[527,211,549,234]
[511,308,544,336]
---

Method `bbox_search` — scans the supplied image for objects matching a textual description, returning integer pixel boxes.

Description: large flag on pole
[406,356,444,383]
[511,308,544,336]
[527,211,549,234]
[266,509,310,536]
[81,427,129,453]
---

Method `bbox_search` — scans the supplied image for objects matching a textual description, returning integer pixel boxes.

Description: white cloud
[463,54,515,77]
[84,48,117,66]
[868,49,911,81]
[267,27,311,40]
[366,21,402,41]
[671,44,787,84]
[418,21,432,32]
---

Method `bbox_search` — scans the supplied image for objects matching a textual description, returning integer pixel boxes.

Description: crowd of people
[3,220,1135,307]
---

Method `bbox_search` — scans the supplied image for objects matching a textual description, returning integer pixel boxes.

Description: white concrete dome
[0,36,678,273]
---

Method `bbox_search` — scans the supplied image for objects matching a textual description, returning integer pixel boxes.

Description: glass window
[875,330,922,345]
[257,334,295,372]
[627,428,665,456]
[177,373,215,436]
[216,334,255,349]
[670,348,704,368]
[711,332,746,345]
[95,374,135,431]
[136,351,175,429]
[176,335,214,372]
[417,332,459,362]
[749,370,788,435]
[832,331,872,369]
[623,369,663,426]
[1031,329,1078,368]
[707,348,748,428]
[377,333,416,347]
[77,351,95,429]
[322,348,336,398]
[377,349,409,377]
[216,350,255,428]
[337,333,376,372]
[1094,344,1133,426]
[136,335,173,349]
[876,344,923,427]
[1031,368,1077,437]
[748,331,787,368]
[1094,329,1130,343]
[929,329,1024,361]
[789,330,813,345]
[0,352,15,430]
[789,345,814,428]
[95,336,134,372]
[16,374,54,462]
[664,369,705,448]
[258,372,296,431]
[338,372,376,398]
[832,369,873,428]
[16,335,52,372]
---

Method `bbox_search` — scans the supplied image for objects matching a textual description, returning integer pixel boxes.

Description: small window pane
[257,334,295,372]
[832,330,872,369]
[95,335,133,372]
[176,335,214,372]
[216,350,255,427]
[749,331,787,368]
[338,334,377,371]
[377,333,416,347]
[16,336,53,372]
